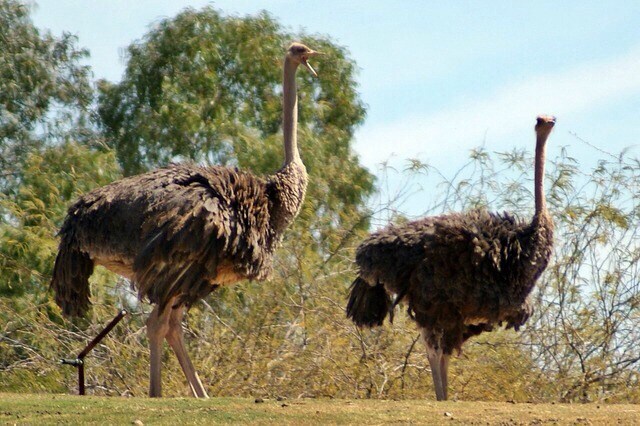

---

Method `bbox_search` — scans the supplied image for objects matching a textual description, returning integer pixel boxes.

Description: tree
[96,7,374,244]
[0,0,94,193]
[0,0,118,297]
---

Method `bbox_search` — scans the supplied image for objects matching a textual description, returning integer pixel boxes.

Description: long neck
[283,58,300,164]
[534,131,548,216]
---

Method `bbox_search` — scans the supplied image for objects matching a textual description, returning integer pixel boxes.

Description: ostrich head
[535,115,556,141]
[287,42,321,77]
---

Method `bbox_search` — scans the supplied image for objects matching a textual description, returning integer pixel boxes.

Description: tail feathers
[505,301,534,332]
[346,277,391,327]
[50,244,94,317]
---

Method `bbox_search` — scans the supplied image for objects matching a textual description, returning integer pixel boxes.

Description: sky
[30,1,640,216]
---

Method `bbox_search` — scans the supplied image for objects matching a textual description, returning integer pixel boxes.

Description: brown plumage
[51,43,321,398]
[347,115,556,401]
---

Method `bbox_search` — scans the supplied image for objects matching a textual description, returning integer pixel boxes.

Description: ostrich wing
[133,164,275,311]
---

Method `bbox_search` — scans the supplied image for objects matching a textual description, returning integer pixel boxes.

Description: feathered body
[346,115,556,400]
[349,209,553,353]
[52,161,306,316]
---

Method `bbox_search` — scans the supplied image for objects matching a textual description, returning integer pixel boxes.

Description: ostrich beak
[302,50,322,77]
[536,115,556,126]
[535,115,556,133]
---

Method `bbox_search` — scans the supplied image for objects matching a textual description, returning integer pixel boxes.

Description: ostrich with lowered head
[347,115,556,401]
[51,43,321,398]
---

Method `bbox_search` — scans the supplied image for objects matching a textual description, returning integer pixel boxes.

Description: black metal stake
[61,309,127,395]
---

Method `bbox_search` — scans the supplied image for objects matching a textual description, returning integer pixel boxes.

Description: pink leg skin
[440,353,450,401]
[421,328,449,401]
[166,305,209,398]
[145,298,208,398]
[146,305,171,398]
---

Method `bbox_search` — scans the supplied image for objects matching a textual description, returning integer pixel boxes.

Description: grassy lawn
[0,393,638,425]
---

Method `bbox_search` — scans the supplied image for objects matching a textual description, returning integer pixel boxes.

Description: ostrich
[51,43,320,398]
[346,115,556,401]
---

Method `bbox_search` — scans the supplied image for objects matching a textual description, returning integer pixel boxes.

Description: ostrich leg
[166,304,209,398]
[146,304,172,397]
[422,328,447,401]
[426,344,446,401]
[440,353,450,401]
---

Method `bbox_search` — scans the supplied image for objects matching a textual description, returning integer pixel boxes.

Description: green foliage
[528,153,640,402]
[0,1,121,300]
[97,7,365,174]
[0,0,93,191]
[0,142,121,298]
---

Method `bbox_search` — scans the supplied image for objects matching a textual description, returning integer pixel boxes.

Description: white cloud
[354,46,640,171]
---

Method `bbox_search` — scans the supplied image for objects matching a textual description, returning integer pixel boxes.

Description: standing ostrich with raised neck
[51,43,320,398]
[347,115,556,401]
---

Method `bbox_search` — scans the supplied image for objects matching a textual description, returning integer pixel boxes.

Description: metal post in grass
[60,309,127,395]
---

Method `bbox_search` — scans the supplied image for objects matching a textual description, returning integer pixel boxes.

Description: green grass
[0,393,638,425]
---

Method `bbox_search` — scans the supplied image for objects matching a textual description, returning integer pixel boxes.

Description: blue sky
[31,1,640,216]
